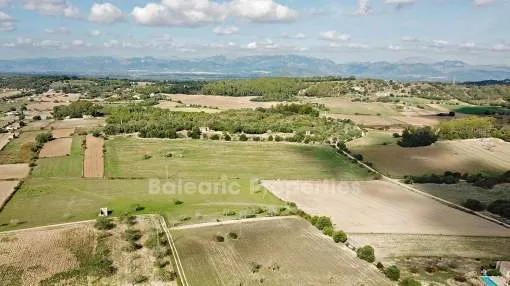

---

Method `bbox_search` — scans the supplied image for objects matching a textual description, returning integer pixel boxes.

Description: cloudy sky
[0,0,509,65]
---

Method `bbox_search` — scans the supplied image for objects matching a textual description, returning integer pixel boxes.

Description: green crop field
[0,130,43,164]
[31,136,84,178]
[0,137,371,230]
[105,137,372,180]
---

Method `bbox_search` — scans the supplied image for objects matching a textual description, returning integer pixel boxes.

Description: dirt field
[162,94,280,110]
[0,216,176,285]
[0,163,30,180]
[263,180,510,236]
[51,128,74,138]
[172,217,393,286]
[84,135,104,178]
[349,233,510,263]
[39,138,72,158]
[0,223,95,286]
[0,133,12,151]
[49,118,105,129]
[27,92,80,111]
[0,180,19,209]
[350,138,510,177]
[0,90,21,98]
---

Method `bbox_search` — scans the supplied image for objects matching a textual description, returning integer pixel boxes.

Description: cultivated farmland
[349,138,510,177]
[39,137,73,158]
[0,163,30,180]
[84,135,104,178]
[0,130,43,164]
[0,216,176,285]
[263,180,510,236]
[48,117,105,130]
[162,94,279,110]
[31,136,83,178]
[51,128,74,138]
[172,217,393,286]
[0,180,19,210]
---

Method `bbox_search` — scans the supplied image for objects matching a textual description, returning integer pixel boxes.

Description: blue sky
[0,0,509,65]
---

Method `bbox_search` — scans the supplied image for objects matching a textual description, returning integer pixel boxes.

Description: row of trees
[104,104,362,143]
[201,78,305,101]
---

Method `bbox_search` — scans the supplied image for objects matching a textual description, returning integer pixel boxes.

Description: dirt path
[170,216,292,230]
[159,216,190,286]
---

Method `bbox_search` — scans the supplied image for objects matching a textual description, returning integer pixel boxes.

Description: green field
[0,130,43,164]
[105,137,371,180]
[31,136,84,178]
[0,138,370,230]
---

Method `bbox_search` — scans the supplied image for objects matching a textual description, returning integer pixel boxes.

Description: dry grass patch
[0,180,19,210]
[172,217,393,286]
[0,164,30,180]
[0,133,13,151]
[163,94,279,110]
[0,223,95,286]
[263,180,510,236]
[51,128,74,138]
[39,138,72,158]
[49,118,105,129]
[350,138,510,177]
[84,135,104,178]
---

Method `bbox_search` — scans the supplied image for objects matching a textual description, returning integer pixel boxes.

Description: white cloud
[385,0,415,9]
[493,43,510,51]
[473,0,496,6]
[213,26,239,35]
[89,2,124,23]
[431,40,449,47]
[230,0,298,23]
[319,31,351,42]
[246,42,258,49]
[132,0,297,27]
[0,0,12,8]
[22,0,81,18]
[89,29,101,36]
[0,11,15,31]
[44,27,71,34]
[401,36,419,43]
[356,0,372,16]
[387,44,401,50]
[132,0,227,27]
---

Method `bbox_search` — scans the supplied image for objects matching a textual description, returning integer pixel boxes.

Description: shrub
[32,115,41,121]
[462,199,485,211]
[333,230,348,243]
[210,134,220,140]
[131,204,145,212]
[187,127,202,139]
[143,154,152,160]
[311,216,333,230]
[268,135,274,141]
[228,232,238,239]
[253,136,261,142]
[454,275,467,282]
[274,135,283,142]
[398,126,438,147]
[122,229,142,242]
[399,277,422,286]
[357,245,375,263]
[487,200,510,218]
[215,235,225,242]
[384,265,401,281]
[487,269,502,276]
[154,258,169,268]
[223,210,236,216]
[376,262,384,269]
[94,217,114,230]
[158,269,177,281]
[322,226,334,236]
[174,199,184,205]
[239,134,248,141]
[223,133,231,141]
[130,275,148,284]
[35,132,53,145]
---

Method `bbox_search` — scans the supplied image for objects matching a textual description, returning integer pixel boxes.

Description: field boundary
[171,216,293,231]
[334,145,510,229]
[160,216,190,286]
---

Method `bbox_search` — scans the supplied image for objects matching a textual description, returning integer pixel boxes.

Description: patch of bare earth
[51,128,74,138]
[0,164,30,180]
[84,135,104,178]
[0,133,13,151]
[39,138,72,158]
[162,94,279,110]
[0,224,95,286]
[172,216,393,286]
[49,118,105,129]
[0,180,19,209]
[262,180,510,236]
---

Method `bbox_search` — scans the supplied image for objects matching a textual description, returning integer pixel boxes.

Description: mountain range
[1,55,510,82]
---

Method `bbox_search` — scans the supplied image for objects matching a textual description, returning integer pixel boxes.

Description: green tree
[357,245,375,263]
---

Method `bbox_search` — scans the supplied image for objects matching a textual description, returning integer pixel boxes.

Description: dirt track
[84,135,104,178]
[263,180,510,237]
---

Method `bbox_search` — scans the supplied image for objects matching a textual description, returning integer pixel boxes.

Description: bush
[174,199,184,205]
[322,226,334,236]
[384,265,400,281]
[454,275,467,282]
[215,235,225,242]
[399,277,422,286]
[462,199,485,211]
[357,245,375,263]
[210,134,220,140]
[274,135,283,142]
[268,135,274,141]
[487,269,502,276]
[94,217,114,230]
[158,269,177,281]
[223,133,231,141]
[398,126,438,147]
[228,232,238,239]
[223,210,236,216]
[239,134,248,141]
[35,132,53,145]
[487,200,510,219]
[32,115,41,121]
[122,229,142,242]
[332,230,348,243]
[143,154,152,160]
[311,216,333,230]
[130,275,148,284]
[376,262,384,269]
